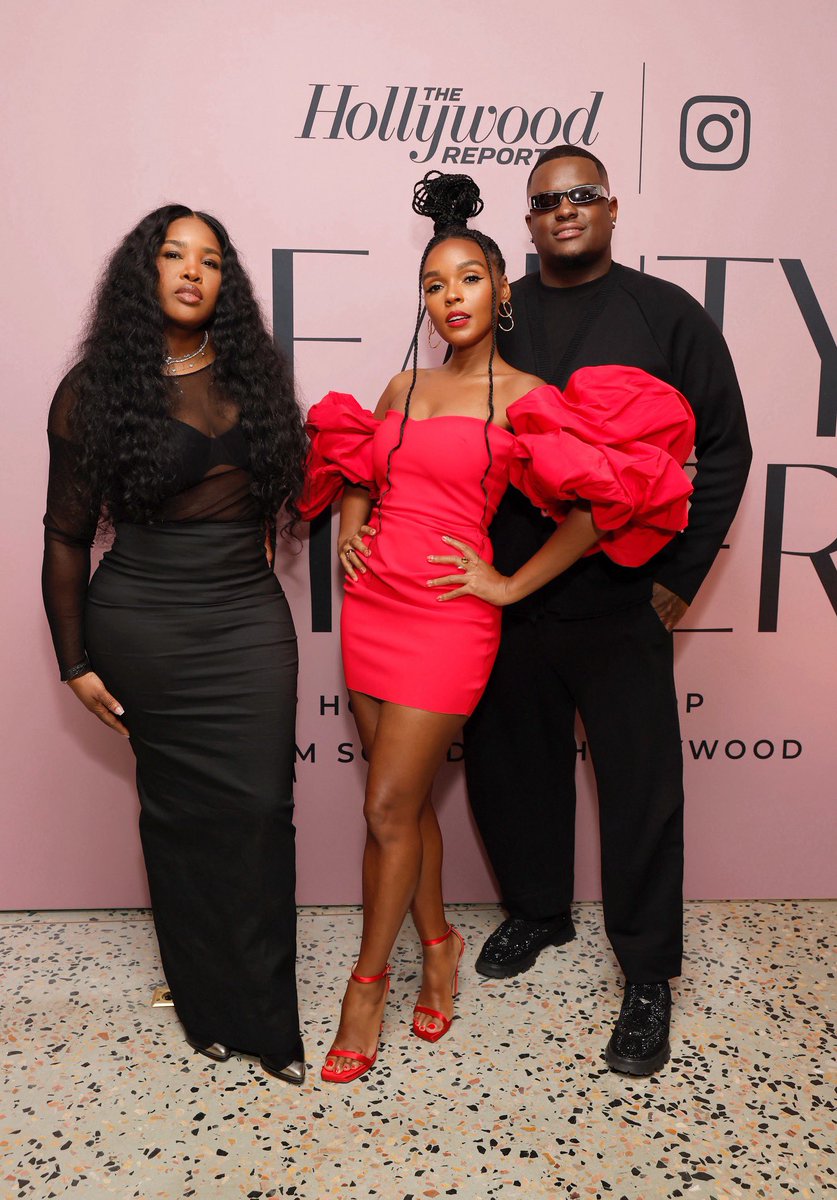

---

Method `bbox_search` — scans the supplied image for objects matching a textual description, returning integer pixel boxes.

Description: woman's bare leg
[352,694,460,1037]
[324,695,463,1074]
[409,797,464,1035]
[349,691,384,903]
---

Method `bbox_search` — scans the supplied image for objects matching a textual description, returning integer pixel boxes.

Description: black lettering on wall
[780,259,837,437]
[656,256,773,331]
[758,464,837,631]
[272,248,370,633]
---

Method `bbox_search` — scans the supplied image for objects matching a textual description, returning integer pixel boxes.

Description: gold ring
[460,556,469,567]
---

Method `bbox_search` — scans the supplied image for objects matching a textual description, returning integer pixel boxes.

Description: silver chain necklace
[164,330,209,367]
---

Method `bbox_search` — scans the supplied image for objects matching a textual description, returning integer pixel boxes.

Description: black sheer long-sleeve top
[43,363,256,679]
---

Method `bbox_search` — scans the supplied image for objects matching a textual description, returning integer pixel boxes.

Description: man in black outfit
[464,147,752,1075]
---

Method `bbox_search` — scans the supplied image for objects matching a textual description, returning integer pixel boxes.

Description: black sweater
[494,262,753,619]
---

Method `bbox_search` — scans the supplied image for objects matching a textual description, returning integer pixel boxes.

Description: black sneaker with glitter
[474,914,576,978]
[604,981,672,1075]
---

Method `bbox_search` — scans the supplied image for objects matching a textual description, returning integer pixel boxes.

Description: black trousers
[86,522,300,1059]
[464,601,684,982]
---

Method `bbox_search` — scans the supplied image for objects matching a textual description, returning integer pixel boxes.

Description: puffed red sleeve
[299,392,381,520]
[507,367,696,567]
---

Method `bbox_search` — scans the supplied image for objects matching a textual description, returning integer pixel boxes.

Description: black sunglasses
[529,184,610,211]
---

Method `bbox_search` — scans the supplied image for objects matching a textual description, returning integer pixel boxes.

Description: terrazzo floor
[1,902,834,1200]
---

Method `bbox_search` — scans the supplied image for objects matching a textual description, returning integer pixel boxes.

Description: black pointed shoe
[185,1034,231,1063]
[475,913,576,979]
[604,981,672,1076]
[260,1037,306,1086]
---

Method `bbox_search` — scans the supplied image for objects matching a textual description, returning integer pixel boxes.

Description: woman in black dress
[42,205,308,1084]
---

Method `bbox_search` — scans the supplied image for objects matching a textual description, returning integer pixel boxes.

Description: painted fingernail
[115,705,125,716]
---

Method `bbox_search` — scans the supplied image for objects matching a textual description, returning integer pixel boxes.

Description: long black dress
[42,363,301,1060]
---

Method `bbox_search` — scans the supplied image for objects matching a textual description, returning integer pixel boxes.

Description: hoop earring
[426,317,441,349]
[498,300,515,333]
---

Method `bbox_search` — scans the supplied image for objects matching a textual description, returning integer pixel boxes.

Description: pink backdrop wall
[2,0,834,907]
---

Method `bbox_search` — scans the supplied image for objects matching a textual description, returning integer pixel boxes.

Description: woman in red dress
[301,173,695,1083]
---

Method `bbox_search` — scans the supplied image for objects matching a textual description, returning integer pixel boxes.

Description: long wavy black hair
[69,204,306,537]
[382,172,506,536]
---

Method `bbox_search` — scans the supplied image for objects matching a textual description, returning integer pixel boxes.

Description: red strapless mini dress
[300,367,695,716]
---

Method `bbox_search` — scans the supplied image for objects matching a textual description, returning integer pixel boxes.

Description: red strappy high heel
[321,964,391,1084]
[412,925,465,1043]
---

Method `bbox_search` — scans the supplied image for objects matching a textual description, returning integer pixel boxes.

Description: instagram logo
[680,95,751,170]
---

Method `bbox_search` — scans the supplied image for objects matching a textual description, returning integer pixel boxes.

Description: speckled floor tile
[1,902,834,1199]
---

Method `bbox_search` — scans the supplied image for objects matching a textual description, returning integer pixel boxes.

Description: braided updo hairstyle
[382,171,507,534]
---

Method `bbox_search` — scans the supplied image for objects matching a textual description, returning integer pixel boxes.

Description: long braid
[467,228,498,544]
[378,242,434,523]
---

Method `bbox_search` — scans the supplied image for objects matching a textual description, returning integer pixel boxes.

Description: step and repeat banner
[2,0,834,906]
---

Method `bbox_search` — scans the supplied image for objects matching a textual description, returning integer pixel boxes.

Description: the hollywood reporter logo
[298,84,602,167]
[680,95,751,170]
